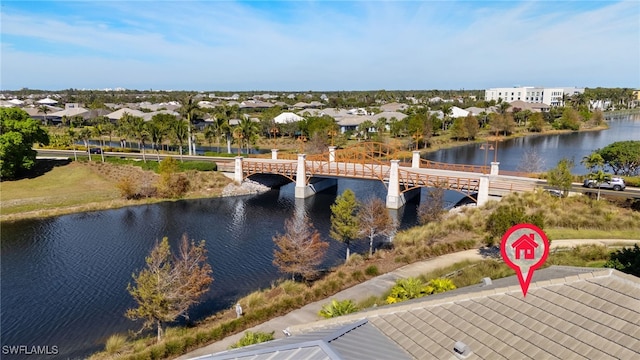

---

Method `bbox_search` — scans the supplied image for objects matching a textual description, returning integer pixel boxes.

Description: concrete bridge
[231,143,541,209]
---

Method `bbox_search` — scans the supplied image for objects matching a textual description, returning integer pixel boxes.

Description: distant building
[485,86,585,107]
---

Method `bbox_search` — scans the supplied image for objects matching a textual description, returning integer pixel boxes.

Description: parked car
[583,176,625,191]
[88,147,102,154]
[543,189,563,197]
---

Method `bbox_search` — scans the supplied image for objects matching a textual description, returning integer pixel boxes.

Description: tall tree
[238,117,260,154]
[417,185,446,225]
[441,104,452,131]
[179,95,200,156]
[171,120,188,162]
[581,152,605,174]
[597,140,640,176]
[129,116,149,163]
[330,189,360,262]
[546,158,575,197]
[67,128,78,161]
[272,214,329,281]
[0,108,50,179]
[203,124,216,153]
[527,112,545,132]
[357,197,396,256]
[126,235,213,342]
[79,127,93,161]
[38,105,50,125]
[463,113,479,140]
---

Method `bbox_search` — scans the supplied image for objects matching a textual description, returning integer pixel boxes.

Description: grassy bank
[0,159,232,223]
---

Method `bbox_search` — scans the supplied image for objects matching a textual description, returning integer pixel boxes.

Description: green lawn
[1,162,120,216]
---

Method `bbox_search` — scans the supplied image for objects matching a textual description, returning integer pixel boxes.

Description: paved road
[178,239,640,359]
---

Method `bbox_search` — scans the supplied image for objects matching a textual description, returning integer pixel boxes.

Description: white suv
[583,177,626,191]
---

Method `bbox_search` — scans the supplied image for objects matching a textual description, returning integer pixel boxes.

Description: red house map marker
[500,223,549,297]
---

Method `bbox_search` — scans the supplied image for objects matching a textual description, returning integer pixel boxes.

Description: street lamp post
[297,134,307,153]
[480,142,494,174]
[327,128,338,147]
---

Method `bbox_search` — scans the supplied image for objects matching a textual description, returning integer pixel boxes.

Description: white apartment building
[485,86,585,106]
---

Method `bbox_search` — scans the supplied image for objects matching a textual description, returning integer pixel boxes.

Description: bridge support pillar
[271,149,279,160]
[329,146,336,163]
[412,151,421,168]
[386,159,405,209]
[490,162,500,176]
[295,154,311,198]
[477,174,490,206]
[234,157,243,183]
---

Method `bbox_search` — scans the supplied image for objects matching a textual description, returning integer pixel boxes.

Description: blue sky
[1,1,638,91]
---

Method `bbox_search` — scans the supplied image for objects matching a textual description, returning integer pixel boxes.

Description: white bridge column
[234,156,243,183]
[295,154,310,198]
[477,174,489,206]
[328,146,336,163]
[386,160,406,209]
[271,149,279,160]
[412,150,421,168]
[490,161,500,176]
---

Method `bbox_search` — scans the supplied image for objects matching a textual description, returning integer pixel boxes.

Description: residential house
[274,112,304,124]
[379,102,408,112]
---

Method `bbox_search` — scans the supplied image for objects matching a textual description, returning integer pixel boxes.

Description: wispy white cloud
[1,1,638,90]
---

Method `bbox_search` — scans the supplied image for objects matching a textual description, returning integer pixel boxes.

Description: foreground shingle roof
[196,266,640,360]
[197,319,411,360]
[294,266,640,359]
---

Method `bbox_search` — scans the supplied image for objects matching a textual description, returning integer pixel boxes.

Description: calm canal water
[1,116,639,359]
[425,114,640,174]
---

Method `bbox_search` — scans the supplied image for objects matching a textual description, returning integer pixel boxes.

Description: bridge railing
[242,161,297,180]
[397,169,480,194]
[417,158,488,173]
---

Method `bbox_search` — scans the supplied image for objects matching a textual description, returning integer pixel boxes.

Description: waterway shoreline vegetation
[89,190,640,360]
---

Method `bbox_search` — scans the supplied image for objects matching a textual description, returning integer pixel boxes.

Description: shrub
[351,270,365,281]
[365,265,379,276]
[229,331,275,349]
[425,278,456,294]
[318,299,358,319]
[386,277,456,304]
[105,333,127,354]
[386,277,429,304]
[164,339,185,356]
[605,244,640,277]
[116,177,138,199]
[485,204,544,246]
[180,161,217,172]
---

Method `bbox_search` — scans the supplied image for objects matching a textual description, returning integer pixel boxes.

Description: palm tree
[441,104,452,131]
[238,117,260,154]
[179,95,200,156]
[91,125,106,162]
[171,119,188,162]
[498,102,511,115]
[581,153,604,174]
[214,116,231,154]
[591,169,608,201]
[38,105,50,125]
[129,116,149,163]
[79,127,93,161]
[375,117,387,136]
[357,120,374,141]
[68,128,78,161]
[146,121,164,162]
[203,125,216,153]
